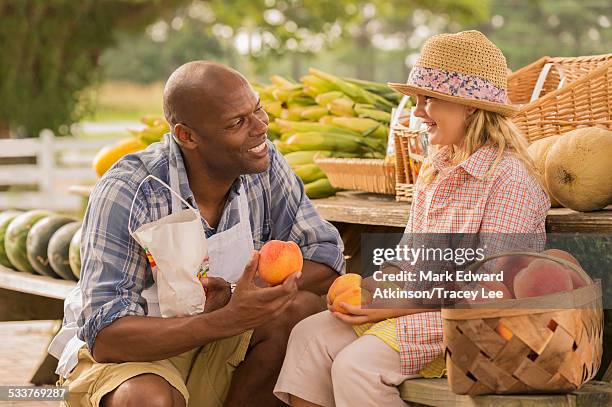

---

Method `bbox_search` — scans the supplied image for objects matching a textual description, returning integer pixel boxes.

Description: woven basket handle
[465,251,593,285]
[530,63,567,102]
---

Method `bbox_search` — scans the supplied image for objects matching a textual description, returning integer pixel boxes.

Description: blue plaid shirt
[77,135,345,351]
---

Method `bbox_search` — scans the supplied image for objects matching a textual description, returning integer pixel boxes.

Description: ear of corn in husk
[330,117,388,139]
[315,91,344,107]
[300,106,329,120]
[304,178,338,199]
[328,98,356,117]
[129,117,170,145]
[293,163,327,183]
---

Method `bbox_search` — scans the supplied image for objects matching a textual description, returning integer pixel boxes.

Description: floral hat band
[388,30,519,117]
[407,65,508,105]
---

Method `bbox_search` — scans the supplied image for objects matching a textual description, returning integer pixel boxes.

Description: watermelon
[27,215,76,277]
[0,210,22,268]
[5,210,52,273]
[48,221,81,281]
[69,226,82,279]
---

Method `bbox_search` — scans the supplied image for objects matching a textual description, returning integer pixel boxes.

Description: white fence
[0,131,122,212]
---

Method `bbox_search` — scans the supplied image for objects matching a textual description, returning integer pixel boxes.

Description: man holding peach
[50,61,344,407]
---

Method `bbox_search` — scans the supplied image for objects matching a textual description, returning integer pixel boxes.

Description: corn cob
[300,75,337,91]
[330,117,388,139]
[262,100,283,117]
[284,150,360,167]
[315,91,344,107]
[268,121,282,136]
[130,123,170,145]
[342,77,402,104]
[284,132,365,153]
[280,105,310,121]
[309,68,394,110]
[293,163,326,183]
[328,98,356,117]
[303,85,328,98]
[285,150,333,167]
[272,86,303,103]
[304,178,337,199]
[276,119,361,136]
[252,84,272,101]
[273,139,293,154]
[354,105,392,123]
[300,106,328,121]
[318,116,335,125]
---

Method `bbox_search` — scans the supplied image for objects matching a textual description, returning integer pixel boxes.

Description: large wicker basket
[314,157,396,195]
[443,252,603,396]
[509,55,612,143]
[508,54,612,105]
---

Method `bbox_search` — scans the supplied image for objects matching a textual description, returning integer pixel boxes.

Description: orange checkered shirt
[396,144,550,375]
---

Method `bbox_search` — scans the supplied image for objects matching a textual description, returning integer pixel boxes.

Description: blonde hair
[419,109,540,186]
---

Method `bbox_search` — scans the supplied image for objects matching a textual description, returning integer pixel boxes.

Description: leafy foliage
[0,0,189,137]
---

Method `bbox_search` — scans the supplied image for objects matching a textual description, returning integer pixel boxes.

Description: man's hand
[221,251,300,331]
[200,276,232,313]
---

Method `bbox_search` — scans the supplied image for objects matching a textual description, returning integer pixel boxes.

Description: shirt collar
[460,145,499,181]
[430,144,499,181]
[166,134,243,207]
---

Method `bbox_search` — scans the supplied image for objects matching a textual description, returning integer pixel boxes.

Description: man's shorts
[59,330,253,407]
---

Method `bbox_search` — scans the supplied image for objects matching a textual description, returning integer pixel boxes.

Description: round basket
[442,252,603,395]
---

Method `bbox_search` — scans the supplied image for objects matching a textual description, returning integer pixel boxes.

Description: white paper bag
[129,175,206,317]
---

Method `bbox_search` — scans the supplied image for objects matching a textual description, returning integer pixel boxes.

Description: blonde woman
[274,31,550,406]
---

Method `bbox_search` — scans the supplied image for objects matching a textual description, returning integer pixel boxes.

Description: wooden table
[70,185,612,232]
[313,191,612,232]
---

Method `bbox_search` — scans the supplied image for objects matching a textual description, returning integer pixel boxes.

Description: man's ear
[173,123,198,149]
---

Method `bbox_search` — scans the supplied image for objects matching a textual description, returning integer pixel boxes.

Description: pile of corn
[256,68,403,199]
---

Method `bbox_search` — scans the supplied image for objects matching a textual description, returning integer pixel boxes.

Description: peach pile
[258,240,303,286]
[513,259,573,298]
[468,249,588,303]
[327,273,371,314]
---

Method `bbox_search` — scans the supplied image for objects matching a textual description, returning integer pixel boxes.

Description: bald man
[50,61,345,407]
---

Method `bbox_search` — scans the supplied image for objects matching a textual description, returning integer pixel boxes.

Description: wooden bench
[0,265,75,384]
[398,379,612,406]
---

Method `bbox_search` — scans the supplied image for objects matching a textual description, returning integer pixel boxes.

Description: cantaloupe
[527,135,561,207]
[545,127,612,212]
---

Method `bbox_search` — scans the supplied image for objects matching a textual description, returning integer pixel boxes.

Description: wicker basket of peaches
[442,249,603,395]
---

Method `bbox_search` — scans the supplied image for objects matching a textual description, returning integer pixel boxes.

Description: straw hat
[388,30,518,116]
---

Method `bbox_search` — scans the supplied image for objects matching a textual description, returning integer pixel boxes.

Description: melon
[545,127,612,212]
[0,210,22,268]
[527,136,561,207]
[69,226,82,279]
[48,222,81,281]
[5,210,52,273]
[27,215,76,277]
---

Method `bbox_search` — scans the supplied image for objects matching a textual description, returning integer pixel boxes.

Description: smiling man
[50,61,345,407]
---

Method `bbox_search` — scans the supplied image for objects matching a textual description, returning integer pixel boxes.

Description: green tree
[0,0,189,138]
[476,0,612,70]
